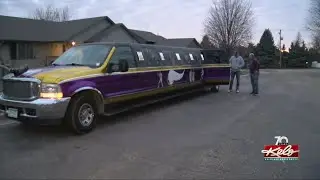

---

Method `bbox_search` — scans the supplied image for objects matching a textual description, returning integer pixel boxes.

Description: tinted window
[192,50,202,66]
[173,52,183,65]
[131,46,156,67]
[144,47,161,67]
[161,48,175,66]
[182,51,191,65]
[202,50,226,64]
[53,45,111,68]
[108,46,136,68]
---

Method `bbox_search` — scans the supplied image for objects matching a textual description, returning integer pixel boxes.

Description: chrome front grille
[3,79,40,100]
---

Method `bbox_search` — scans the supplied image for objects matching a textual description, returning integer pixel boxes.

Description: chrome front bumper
[0,94,70,124]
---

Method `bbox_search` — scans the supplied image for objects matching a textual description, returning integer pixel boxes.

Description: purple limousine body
[0,42,230,134]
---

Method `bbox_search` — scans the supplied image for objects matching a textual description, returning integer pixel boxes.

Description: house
[128,30,202,48]
[0,15,201,69]
[156,38,202,48]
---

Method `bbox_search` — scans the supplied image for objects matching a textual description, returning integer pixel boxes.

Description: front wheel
[65,95,97,134]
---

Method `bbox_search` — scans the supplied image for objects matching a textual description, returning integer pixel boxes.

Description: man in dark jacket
[248,53,260,95]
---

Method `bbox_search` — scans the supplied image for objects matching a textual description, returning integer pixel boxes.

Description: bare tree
[204,0,255,55]
[30,4,72,22]
[307,0,320,49]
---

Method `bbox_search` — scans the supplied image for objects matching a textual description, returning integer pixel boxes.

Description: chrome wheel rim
[78,103,94,127]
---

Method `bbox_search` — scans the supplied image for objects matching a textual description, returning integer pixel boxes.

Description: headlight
[40,83,63,99]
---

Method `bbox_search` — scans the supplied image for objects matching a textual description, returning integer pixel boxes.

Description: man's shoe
[250,92,254,95]
[228,89,232,93]
[236,89,240,93]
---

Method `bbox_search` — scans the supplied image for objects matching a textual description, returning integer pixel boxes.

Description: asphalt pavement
[0,69,319,179]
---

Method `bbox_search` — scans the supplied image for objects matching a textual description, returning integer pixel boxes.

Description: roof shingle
[0,15,201,49]
[156,38,201,48]
[129,29,166,43]
[0,15,114,42]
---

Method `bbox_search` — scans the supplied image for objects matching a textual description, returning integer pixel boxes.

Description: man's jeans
[250,71,259,94]
[229,70,240,90]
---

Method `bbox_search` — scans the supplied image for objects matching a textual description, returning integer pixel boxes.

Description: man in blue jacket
[228,51,245,93]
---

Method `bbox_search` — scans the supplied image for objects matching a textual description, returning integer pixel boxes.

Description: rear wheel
[204,85,220,93]
[65,95,97,134]
[212,85,220,93]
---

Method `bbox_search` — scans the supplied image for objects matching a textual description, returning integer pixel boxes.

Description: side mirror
[118,59,129,72]
[106,59,129,73]
[107,62,119,73]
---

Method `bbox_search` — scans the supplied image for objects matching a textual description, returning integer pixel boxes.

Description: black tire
[212,85,220,93]
[65,94,97,134]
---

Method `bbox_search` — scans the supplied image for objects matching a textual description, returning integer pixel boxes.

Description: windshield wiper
[64,63,86,66]
[52,63,60,66]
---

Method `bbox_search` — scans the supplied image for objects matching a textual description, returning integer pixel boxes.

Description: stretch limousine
[0,42,230,134]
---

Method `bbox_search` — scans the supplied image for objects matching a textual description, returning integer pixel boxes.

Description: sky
[0,0,311,49]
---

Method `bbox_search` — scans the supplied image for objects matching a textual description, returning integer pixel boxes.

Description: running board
[103,87,204,116]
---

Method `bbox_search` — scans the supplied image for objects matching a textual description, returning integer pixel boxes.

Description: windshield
[52,45,111,68]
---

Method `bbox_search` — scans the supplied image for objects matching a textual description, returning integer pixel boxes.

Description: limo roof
[77,42,203,51]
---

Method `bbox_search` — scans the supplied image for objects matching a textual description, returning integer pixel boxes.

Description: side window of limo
[193,52,201,66]
[174,52,183,65]
[182,51,191,65]
[162,48,175,66]
[108,46,136,69]
[180,52,188,65]
[200,53,205,61]
[189,52,198,66]
[135,49,150,67]
[146,48,161,66]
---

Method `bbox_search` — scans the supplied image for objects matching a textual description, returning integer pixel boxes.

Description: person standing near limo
[228,51,245,93]
[248,53,260,96]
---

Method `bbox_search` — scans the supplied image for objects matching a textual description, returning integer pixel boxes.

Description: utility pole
[279,30,283,68]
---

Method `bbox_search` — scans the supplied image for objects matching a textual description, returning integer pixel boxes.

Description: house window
[159,52,165,60]
[17,43,34,59]
[189,53,194,60]
[137,51,144,61]
[175,53,181,60]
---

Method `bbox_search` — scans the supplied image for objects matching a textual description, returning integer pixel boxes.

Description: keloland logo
[261,136,300,161]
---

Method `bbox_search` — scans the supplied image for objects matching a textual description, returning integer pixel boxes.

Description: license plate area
[6,108,18,119]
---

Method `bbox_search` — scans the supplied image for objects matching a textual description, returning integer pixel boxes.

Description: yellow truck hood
[22,66,102,84]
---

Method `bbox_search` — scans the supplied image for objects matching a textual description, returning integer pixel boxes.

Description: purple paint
[59,67,229,99]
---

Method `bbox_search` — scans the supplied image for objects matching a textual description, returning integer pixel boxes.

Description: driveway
[0,69,319,179]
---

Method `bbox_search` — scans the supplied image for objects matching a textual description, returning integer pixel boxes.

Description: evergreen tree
[200,35,213,49]
[247,43,256,53]
[295,32,302,47]
[256,29,277,68]
[288,32,308,68]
